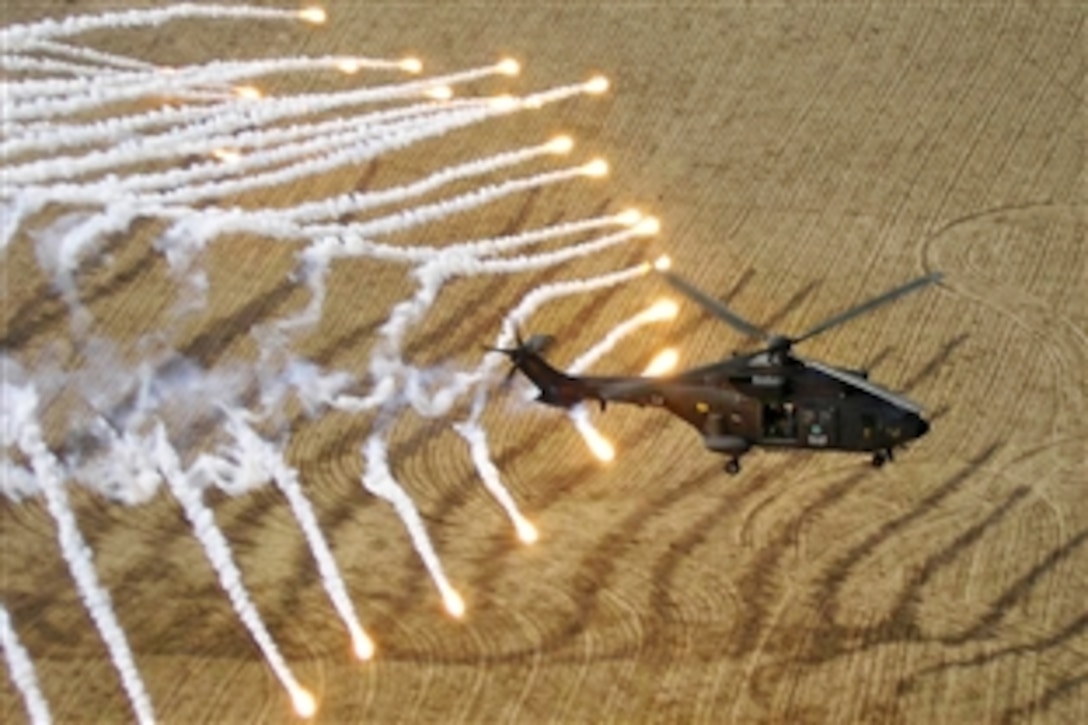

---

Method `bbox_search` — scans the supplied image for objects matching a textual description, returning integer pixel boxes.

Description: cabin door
[798,405,836,448]
[762,402,799,442]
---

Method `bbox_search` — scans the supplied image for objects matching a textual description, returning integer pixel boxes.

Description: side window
[861,412,876,440]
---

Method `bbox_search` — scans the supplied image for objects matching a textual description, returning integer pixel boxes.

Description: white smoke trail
[454,417,538,545]
[567,298,678,374]
[279,138,570,224]
[497,263,652,349]
[2,66,598,205]
[557,295,680,460]
[24,38,158,72]
[4,385,155,725]
[516,294,677,408]
[450,263,657,536]
[196,410,375,660]
[308,164,601,240]
[3,55,404,118]
[361,428,465,619]
[153,425,316,718]
[0,4,322,52]
[0,54,136,78]
[0,603,51,725]
[307,210,627,272]
[0,77,441,161]
[486,266,660,466]
[471,222,653,276]
[323,212,646,419]
[0,3,668,720]
[153,135,571,257]
[567,403,617,463]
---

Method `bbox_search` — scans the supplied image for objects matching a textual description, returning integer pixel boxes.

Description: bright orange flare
[584,76,610,94]
[647,299,679,321]
[497,58,521,76]
[444,590,466,619]
[211,148,241,163]
[292,688,317,718]
[546,135,574,154]
[579,424,615,462]
[643,348,680,377]
[298,7,327,24]
[515,517,539,545]
[233,85,261,99]
[400,57,423,74]
[581,158,609,177]
[654,255,672,271]
[633,217,660,236]
[489,94,519,111]
[571,405,615,462]
[352,629,375,661]
[616,208,642,226]
[424,86,454,100]
[337,58,361,74]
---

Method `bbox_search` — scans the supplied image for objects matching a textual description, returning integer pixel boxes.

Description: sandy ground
[1,1,1086,723]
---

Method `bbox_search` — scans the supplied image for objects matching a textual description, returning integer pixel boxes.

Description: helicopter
[493,266,942,474]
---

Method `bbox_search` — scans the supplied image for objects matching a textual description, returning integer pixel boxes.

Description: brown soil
[2,1,1085,723]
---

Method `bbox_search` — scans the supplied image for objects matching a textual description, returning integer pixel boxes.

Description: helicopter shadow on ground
[639,319,975,665]
[730,438,1084,721]
[900,332,970,395]
[669,440,995,718]
[895,523,1088,720]
[998,668,1088,724]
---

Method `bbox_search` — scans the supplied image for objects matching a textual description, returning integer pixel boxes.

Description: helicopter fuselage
[496,268,941,474]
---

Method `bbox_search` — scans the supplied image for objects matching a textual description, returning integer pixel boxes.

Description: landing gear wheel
[871,451,887,468]
[725,458,741,475]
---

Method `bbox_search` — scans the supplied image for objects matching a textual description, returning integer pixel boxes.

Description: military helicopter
[494,266,942,474]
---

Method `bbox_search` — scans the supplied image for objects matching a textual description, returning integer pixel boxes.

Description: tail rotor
[487,330,555,386]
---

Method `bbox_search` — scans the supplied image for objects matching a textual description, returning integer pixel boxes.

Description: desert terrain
[1,1,1085,723]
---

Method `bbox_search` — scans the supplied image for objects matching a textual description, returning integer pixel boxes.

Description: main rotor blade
[658,269,770,341]
[792,272,943,345]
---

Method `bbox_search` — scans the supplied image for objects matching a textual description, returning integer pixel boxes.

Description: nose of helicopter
[912,414,930,440]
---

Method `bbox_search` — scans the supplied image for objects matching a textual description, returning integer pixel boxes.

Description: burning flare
[569,405,616,463]
[351,627,375,661]
[582,426,616,462]
[496,58,521,76]
[514,516,539,544]
[444,590,466,619]
[646,299,679,321]
[297,7,327,25]
[547,135,574,154]
[581,158,609,177]
[291,688,317,718]
[642,348,679,377]
[423,85,454,100]
[233,85,262,99]
[584,75,610,94]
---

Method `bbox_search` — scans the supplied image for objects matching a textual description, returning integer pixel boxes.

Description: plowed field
[2,1,1085,723]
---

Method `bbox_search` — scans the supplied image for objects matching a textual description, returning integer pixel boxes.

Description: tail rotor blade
[502,364,518,388]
